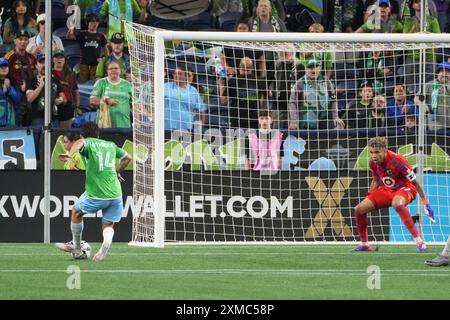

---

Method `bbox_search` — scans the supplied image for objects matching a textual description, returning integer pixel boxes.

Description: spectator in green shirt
[90,60,133,128]
[355,0,403,33]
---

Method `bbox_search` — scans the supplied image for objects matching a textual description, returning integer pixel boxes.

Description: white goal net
[125,22,450,246]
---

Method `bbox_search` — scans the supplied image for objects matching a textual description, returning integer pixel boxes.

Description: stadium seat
[53,27,69,40]
[183,11,215,31]
[218,12,241,31]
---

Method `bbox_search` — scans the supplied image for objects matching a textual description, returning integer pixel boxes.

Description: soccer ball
[71,240,92,260]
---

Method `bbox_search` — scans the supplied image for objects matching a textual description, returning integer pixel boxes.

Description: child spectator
[66,13,108,84]
[245,109,284,171]
[95,32,130,81]
[404,113,418,132]
[343,81,374,129]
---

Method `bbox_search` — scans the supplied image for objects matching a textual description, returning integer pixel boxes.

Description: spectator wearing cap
[95,32,130,81]
[66,13,109,84]
[356,0,403,33]
[288,59,345,130]
[0,58,22,127]
[2,0,38,53]
[424,62,450,129]
[26,13,65,58]
[402,0,441,95]
[4,29,37,126]
[52,50,80,128]
[342,81,374,129]
[25,53,66,127]
[90,60,133,128]
[297,23,333,79]
[99,0,141,44]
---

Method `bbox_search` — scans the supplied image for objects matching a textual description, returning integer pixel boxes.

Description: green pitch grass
[0,243,449,300]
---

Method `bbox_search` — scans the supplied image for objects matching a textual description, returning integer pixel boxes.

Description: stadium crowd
[0,0,449,132]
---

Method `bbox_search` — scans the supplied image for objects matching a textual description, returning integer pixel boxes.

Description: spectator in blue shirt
[164,66,207,130]
[0,58,22,127]
[386,83,418,127]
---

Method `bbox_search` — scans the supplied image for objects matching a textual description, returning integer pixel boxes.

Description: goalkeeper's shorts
[367,186,416,209]
[74,192,123,224]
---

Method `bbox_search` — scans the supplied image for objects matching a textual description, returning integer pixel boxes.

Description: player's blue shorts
[74,192,123,224]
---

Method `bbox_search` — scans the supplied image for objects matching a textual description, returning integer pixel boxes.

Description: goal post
[125,21,450,247]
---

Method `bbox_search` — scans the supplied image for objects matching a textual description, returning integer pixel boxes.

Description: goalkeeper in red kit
[353,137,435,252]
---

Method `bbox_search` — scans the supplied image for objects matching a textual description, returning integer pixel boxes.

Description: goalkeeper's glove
[422,199,436,224]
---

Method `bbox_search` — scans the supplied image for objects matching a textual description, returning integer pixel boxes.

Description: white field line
[0,269,448,277]
[0,252,435,256]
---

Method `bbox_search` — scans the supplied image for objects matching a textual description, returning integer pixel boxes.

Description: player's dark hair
[368,136,388,149]
[81,122,100,138]
[63,131,80,142]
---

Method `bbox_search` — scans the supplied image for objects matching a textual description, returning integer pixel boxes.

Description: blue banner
[389,173,450,242]
[0,130,37,170]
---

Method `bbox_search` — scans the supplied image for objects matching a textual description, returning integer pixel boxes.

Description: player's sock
[441,235,450,257]
[99,227,114,256]
[394,205,419,238]
[71,222,84,249]
[355,209,368,243]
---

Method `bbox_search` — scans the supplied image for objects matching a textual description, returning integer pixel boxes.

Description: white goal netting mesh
[125,22,450,245]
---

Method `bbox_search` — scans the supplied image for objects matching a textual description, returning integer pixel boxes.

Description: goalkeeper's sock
[71,222,84,249]
[355,209,368,243]
[99,227,114,255]
[394,205,419,238]
[441,235,450,257]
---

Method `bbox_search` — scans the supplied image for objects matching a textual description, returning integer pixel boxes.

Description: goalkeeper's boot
[416,241,426,253]
[425,254,450,267]
[351,244,372,252]
[92,251,106,262]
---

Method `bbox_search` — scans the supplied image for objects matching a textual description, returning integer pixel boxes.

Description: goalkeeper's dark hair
[368,137,388,149]
[81,121,100,138]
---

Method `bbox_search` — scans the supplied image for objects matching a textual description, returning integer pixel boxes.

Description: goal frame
[130,28,450,247]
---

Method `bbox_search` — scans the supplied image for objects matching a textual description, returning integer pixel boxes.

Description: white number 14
[97,152,115,171]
